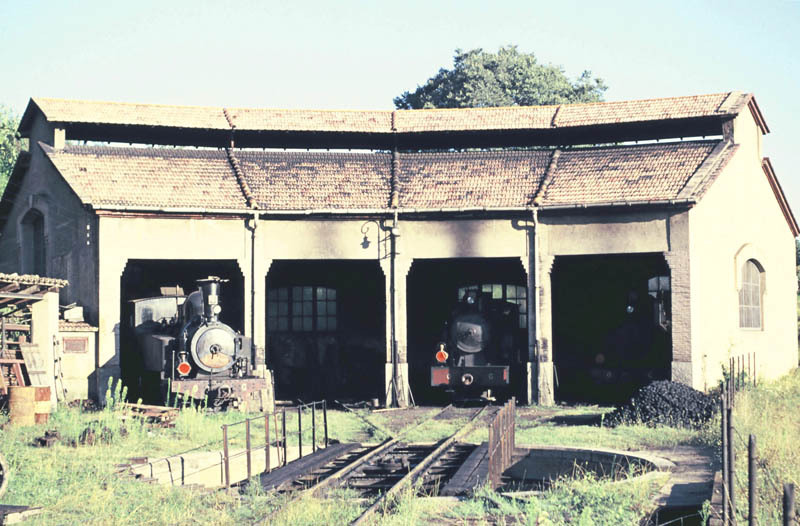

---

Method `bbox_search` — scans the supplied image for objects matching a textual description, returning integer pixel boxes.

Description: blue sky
[2,0,798,213]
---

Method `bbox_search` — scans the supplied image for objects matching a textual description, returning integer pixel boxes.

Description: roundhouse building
[0,92,796,405]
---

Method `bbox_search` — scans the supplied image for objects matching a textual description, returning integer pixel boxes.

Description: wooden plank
[440,442,489,496]
[258,442,361,491]
[0,358,25,364]
[20,344,47,386]
[0,504,43,524]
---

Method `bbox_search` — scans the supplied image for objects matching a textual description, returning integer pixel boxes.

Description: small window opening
[267,286,337,332]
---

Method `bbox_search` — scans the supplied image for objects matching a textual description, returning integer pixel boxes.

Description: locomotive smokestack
[197,276,228,323]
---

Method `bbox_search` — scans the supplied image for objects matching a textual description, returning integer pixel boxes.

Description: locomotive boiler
[126,276,266,409]
[430,289,519,396]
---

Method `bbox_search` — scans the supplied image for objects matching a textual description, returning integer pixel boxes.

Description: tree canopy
[394,46,607,110]
[1,106,23,194]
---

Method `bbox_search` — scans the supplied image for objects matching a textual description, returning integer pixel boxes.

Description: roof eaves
[761,157,798,236]
[676,140,731,200]
[17,98,43,137]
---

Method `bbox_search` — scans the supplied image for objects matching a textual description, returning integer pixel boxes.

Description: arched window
[20,209,46,275]
[738,259,763,329]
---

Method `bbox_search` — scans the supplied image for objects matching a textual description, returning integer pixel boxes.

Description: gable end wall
[689,112,797,388]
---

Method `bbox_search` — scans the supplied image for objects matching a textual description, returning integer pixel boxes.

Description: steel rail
[303,404,456,498]
[260,405,458,525]
[350,405,488,526]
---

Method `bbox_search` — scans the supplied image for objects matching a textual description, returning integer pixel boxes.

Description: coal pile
[605,380,718,428]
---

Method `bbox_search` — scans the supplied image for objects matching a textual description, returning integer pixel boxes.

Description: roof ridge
[225,148,257,209]
[676,140,732,199]
[532,149,561,206]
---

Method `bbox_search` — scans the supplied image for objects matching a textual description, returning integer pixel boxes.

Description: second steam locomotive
[430,289,520,397]
[125,276,267,409]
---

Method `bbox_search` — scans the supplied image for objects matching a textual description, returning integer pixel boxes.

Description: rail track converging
[259,403,497,525]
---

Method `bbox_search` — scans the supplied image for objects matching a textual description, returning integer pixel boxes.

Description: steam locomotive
[125,277,267,410]
[430,289,519,397]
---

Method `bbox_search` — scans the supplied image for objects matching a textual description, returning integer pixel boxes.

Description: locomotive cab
[431,290,514,396]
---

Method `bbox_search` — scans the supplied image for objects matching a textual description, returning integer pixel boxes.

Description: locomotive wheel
[0,451,8,499]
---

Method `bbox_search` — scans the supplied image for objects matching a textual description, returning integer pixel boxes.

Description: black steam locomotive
[430,290,519,397]
[125,277,267,409]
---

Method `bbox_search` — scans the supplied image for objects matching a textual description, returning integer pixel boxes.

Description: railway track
[259,403,496,524]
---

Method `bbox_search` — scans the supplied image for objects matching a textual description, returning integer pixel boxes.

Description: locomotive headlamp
[435,343,448,364]
[213,305,222,315]
[177,361,192,376]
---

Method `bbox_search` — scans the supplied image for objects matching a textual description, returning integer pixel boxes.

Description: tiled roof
[227,109,391,133]
[542,142,719,205]
[552,93,732,127]
[43,144,248,209]
[37,140,726,212]
[59,320,98,332]
[22,92,753,136]
[398,151,552,208]
[30,98,229,129]
[237,151,392,209]
[394,106,556,132]
[0,273,68,288]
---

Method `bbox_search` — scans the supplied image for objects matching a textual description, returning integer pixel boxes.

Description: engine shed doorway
[119,259,245,403]
[407,257,528,404]
[551,253,672,405]
[266,260,385,402]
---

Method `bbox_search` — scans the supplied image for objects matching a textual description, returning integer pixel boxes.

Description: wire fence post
[785,483,796,526]
[245,418,252,481]
[298,405,303,459]
[222,425,230,489]
[282,409,287,467]
[312,402,317,453]
[749,434,756,526]
[265,412,270,473]
[323,399,329,448]
[728,407,736,522]
[722,392,729,525]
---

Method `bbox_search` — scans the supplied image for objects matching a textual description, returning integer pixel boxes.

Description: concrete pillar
[536,254,556,405]
[30,290,59,408]
[379,256,412,407]
[96,254,126,405]
[665,250,692,386]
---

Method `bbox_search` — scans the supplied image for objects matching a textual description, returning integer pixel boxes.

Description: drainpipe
[246,213,258,366]
[389,209,400,407]
[528,207,542,403]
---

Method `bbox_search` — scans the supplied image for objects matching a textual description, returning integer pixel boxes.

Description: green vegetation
[724,368,800,524]
[394,46,606,110]
[2,371,799,525]
[0,105,24,194]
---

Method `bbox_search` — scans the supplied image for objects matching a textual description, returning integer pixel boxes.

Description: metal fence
[220,399,328,488]
[717,378,797,525]
[487,397,515,489]
[725,352,756,408]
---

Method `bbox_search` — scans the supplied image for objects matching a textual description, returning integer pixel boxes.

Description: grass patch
[438,472,666,526]
[726,368,800,524]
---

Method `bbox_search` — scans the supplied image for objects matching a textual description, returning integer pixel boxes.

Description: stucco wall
[96,215,251,394]
[689,113,797,388]
[0,142,98,323]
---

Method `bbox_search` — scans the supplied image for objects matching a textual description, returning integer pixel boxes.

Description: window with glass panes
[267,286,337,332]
[738,260,762,329]
[456,284,527,328]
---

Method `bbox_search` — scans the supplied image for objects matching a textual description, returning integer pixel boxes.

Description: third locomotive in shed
[430,289,520,398]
